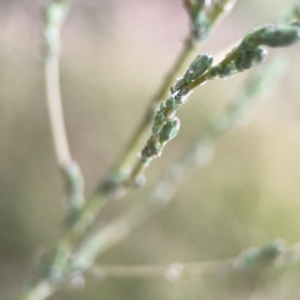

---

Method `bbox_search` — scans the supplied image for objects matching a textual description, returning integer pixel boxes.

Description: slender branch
[90,259,235,280]
[69,59,285,271]
[44,0,85,224]
[88,240,300,281]
[45,52,71,166]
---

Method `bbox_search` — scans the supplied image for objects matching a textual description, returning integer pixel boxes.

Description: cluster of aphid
[210,22,300,78]
[235,239,288,270]
[140,22,300,164]
[141,54,214,161]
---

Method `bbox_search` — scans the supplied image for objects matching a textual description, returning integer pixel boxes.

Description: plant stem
[88,240,300,281]
[44,0,85,224]
[45,52,71,167]
[90,259,235,280]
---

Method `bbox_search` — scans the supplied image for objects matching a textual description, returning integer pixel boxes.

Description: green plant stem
[90,259,235,280]
[44,0,85,224]
[88,241,300,281]
[45,52,71,168]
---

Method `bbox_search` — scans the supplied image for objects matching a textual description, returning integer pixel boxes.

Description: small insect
[183,53,213,81]
[160,118,180,143]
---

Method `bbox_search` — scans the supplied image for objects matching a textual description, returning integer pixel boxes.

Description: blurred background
[1,0,300,299]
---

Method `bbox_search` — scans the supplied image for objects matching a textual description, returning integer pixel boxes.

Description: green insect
[160,118,180,143]
[260,24,300,47]
[184,53,213,81]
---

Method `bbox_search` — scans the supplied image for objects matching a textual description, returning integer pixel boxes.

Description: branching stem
[101,1,238,192]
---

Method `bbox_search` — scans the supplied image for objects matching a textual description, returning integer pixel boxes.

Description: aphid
[160,118,180,143]
[184,53,213,81]
[259,24,300,47]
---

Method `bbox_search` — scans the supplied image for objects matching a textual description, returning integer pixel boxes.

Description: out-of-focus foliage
[1,0,300,299]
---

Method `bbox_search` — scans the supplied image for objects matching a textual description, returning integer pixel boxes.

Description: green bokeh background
[1,0,300,299]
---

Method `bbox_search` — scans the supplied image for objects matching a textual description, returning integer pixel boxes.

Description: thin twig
[88,240,300,281]
[90,259,235,280]
[45,52,71,166]
[44,0,85,224]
